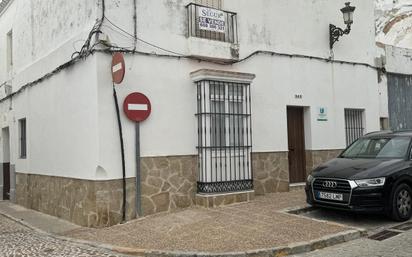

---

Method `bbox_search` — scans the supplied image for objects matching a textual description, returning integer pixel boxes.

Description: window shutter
[195,0,222,9]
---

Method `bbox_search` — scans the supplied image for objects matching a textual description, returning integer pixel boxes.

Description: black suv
[306,131,412,221]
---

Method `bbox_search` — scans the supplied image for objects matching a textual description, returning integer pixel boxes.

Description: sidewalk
[0,201,80,234]
[0,190,365,256]
[64,190,362,254]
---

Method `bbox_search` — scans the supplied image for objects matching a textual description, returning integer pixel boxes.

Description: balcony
[186,3,239,62]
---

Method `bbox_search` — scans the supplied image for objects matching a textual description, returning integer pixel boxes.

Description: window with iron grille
[196,80,252,193]
[19,118,27,159]
[344,109,365,146]
[187,2,238,44]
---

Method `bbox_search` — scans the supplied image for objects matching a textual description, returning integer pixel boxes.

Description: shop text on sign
[198,7,226,33]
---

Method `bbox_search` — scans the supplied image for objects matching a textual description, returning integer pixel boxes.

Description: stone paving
[65,190,350,253]
[0,214,129,257]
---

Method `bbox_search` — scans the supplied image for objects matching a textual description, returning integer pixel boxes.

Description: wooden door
[287,107,306,183]
[3,163,10,200]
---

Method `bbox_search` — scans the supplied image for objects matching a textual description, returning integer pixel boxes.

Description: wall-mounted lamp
[329,2,356,49]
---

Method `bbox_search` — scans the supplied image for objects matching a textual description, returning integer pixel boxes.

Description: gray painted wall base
[0,164,3,201]
[10,165,16,203]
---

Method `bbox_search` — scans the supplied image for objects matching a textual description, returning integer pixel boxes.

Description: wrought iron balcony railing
[187,3,238,44]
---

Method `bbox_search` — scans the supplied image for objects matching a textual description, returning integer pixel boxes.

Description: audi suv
[306,131,412,221]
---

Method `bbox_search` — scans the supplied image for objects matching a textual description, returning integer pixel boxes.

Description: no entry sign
[123,92,152,122]
[112,53,125,84]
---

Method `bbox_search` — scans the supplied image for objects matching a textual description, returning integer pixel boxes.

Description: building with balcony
[0,0,385,227]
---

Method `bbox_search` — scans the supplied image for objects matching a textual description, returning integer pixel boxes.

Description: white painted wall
[93,52,380,180]
[385,45,412,74]
[102,0,376,64]
[0,0,381,180]
[0,0,98,91]
[0,56,100,180]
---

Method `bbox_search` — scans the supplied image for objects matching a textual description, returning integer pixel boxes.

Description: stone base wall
[195,191,255,208]
[305,149,343,176]
[16,174,137,227]
[252,152,289,195]
[140,155,197,216]
[16,155,198,228]
[14,151,342,227]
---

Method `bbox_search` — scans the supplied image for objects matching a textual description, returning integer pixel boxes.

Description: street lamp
[329,2,356,49]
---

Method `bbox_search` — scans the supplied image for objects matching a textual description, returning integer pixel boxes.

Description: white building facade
[0,0,383,227]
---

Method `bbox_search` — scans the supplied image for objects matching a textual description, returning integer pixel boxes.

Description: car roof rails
[392,129,412,135]
[364,130,392,137]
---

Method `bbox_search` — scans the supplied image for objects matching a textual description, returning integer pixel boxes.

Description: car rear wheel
[391,183,412,221]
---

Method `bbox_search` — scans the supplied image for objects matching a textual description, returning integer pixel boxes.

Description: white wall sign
[198,7,226,33]
[317,107,328,121]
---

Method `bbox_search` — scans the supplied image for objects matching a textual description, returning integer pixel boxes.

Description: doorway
[2,127,10,200]
[287,107,306,183]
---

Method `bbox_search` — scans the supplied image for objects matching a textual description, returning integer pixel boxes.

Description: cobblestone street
[0,215,127,257]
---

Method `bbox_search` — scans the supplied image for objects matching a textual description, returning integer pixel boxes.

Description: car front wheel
[391,183,412,221]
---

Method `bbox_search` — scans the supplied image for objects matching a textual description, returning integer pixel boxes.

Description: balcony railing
[187,3,238,44]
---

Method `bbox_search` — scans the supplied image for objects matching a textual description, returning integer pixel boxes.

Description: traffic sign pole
[123,92,151,218]
[135,122,142,217]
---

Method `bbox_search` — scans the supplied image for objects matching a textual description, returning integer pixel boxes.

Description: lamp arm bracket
[329,23,352,49]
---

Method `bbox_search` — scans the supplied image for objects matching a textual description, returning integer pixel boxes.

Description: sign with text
[317,107,328,121]
[198,6,226,33]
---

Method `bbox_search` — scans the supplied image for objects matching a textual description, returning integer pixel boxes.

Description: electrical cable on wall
[112,81,127,223]
[0,1,390,105]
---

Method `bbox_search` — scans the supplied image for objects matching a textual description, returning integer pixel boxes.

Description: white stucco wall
[0,56,100,179]
[0,0,381,180]
[93,52,380,180]
[91,0,380,180]
[385,45,412,74]
[102,0,376,65]
[0,0,98,91]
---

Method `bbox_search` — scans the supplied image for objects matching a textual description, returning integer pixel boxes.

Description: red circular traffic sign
[112,52,125,84]
[123,93,152,122]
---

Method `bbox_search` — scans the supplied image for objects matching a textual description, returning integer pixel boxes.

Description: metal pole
[135,122,142,217]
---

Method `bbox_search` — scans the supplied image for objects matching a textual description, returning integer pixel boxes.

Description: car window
[377,138,410,158]
[341,137,411,159]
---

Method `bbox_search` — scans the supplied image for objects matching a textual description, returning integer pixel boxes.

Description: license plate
[317,191,343,201]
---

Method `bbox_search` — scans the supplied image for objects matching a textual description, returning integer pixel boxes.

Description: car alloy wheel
[397,189,411,217]
[391,183,412,221]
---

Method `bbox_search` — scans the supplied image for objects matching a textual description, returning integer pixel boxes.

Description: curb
[0,210,366,257]
[136,230,365,257]
[0,211,130,256]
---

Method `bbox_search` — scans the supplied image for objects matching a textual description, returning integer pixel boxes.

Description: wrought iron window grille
[345,109,365,146]
[196,80,252,194]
